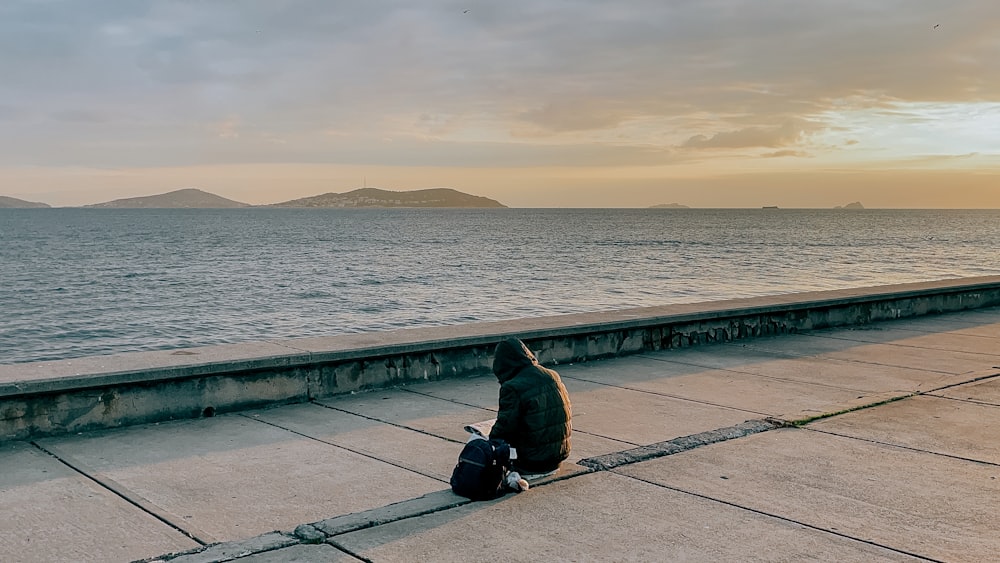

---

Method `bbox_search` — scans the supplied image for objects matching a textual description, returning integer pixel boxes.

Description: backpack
[450,438,512,501]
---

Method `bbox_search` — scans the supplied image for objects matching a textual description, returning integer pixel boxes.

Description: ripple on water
[1,208,999,364]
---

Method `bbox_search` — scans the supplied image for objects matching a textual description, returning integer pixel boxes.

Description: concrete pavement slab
[807,325,1000,357]
[324,384,636,463]
[818,341,1000,374]
[35,414,444,545]
[642,343,801,370]
[245,402,458,482]
[408,360,818,426]
[843,313,1000,338]
[808,394,1000,465]
[933,376,1000,406]
[0,441,198,563]
[331,471,922,562]
[828,308,1000,336]
[671,352,956,393]
[634,343,958,391]
[562,377,756,445]
[742,333,999,374]
[924,306,1000,322]
[315,389,496,443]
[619,428,1000,562]
[561,355,902,422]
[398,374,499,410]
[398,363,788,455]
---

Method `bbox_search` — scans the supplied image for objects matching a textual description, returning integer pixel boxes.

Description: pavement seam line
[644,348,960,381]
[778,394,915,427]
[326,542,374,563]
[28,441,211,547]
[616,472,945,563]
[932,393,1000,409]
[559,373,773,417]
[803,330,1000,352]
[236,412,450,483]
[717,341,964,375]
[310,398,469,444]
[147,469,588,561]
[399,372,767,420]
[578,420,780,471]
[634,352,888,394]
[803,426,1000,468]
[136,532,299,563]
[314,472,584,540]
[920,371,1000,394]
[397,386,644,447]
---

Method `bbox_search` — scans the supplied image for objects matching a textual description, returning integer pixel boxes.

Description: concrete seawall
[3,276,1000,443]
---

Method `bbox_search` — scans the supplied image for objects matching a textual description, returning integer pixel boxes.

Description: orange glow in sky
[2,2,998,207]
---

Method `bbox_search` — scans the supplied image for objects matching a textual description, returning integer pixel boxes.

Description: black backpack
[450,438,512,501]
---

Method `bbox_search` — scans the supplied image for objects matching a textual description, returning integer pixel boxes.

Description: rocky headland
[85,188,251,208]
[0,196,51,208]
[270,188,506,208]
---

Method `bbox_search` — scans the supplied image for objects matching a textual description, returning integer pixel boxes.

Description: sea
[2,208,998,365]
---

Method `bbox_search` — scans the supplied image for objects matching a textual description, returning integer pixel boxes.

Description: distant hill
[834,201,865,209]
[85,188,250,208]
[271,187,506,208]
[0,196,50,208]
[649,203,690,209]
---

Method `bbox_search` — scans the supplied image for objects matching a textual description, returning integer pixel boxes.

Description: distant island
[85,188,251,209]
[834,201,865,209]
[0,195,50,209]
[649,203,690,209]
[270,188,506,208]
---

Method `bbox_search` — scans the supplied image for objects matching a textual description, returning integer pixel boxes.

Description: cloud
[210,117,241,139]
[1,0,999,174]
[681,121,816,149]
[515,101,630,134]
[761,150,810,158]
[50,109,110,123]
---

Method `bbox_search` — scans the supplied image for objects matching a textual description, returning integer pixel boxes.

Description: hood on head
[492,338,537,383]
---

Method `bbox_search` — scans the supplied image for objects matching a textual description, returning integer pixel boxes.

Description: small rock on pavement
[293,524,326,544]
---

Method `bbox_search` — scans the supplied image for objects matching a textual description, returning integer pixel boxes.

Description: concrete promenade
[2,305,1000,561]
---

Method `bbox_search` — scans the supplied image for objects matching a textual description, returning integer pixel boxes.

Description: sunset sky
[2,1,998,208]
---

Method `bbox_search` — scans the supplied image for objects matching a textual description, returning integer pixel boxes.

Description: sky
[2,0,999,208]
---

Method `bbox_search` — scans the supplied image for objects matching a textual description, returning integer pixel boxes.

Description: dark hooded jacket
[488,338,571,473]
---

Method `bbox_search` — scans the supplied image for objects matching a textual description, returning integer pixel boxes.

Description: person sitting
[488,338,572,478]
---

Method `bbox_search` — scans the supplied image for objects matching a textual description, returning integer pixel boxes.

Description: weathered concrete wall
[2,276,999,442]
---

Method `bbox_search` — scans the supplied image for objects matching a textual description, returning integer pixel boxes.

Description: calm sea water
[2,208,998,365]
